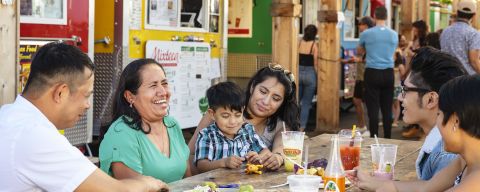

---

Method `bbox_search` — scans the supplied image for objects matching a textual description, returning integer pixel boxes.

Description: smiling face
[247,77,286,119]
[126,64,171,122]
[209,107,244,139]
[399,74,430,125]
[59,69,94,129]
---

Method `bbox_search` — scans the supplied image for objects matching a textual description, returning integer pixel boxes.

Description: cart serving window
[20,0,67,25]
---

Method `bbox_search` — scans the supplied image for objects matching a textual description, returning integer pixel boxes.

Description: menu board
[146,41,211,129]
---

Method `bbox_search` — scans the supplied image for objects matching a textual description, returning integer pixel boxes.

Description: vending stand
[93,0,227,134]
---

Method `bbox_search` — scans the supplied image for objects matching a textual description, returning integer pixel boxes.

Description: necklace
[145,122,170,157]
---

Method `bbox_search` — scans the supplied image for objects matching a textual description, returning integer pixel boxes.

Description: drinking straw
[350,125,357,146]
[304,142,309,175]
[283,121,286,133]
[374,134,383,172]
[351,125,357,138]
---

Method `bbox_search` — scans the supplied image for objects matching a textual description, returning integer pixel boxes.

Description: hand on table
[223,156,245,169]
[139,175,169,192]
[345,167,396,192]
[259,152,283,170]
[246,151,261,164]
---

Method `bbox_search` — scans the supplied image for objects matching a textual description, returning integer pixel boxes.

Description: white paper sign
[146,41,211,129]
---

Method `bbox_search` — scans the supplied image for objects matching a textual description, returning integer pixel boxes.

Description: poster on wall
[228,0,252,37]
[146,41,211,129]
[18,41,52,93]
[20,0,67,25]
[147,0,179,27]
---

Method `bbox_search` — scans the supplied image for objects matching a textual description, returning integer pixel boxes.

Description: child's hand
[223,156,245,169]
[246,151,261,164]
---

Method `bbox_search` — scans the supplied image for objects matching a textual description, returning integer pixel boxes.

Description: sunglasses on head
[267,63,295,83]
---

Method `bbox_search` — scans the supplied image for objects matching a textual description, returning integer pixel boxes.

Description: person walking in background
[404,20,428,75]
[359,6,398,138]
[298,25,318,132]
[441,0,480,74]
[392,34,407,128]
[349,16,375,134]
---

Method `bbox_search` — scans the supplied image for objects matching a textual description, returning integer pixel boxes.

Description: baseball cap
[458,0,476,14]
[358,16,375,28]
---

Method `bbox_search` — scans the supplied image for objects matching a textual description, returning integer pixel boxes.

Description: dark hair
[303,25,318,41]
[425,32,441,50]
[110,58,166,134]
[409,47,466,105]
[359,16,375,28]
[23,42,94,96]
[439,75,480,139]
[457,10,475,20]
[244,66,300,131]
[412,20,428,47]
[207,81,245,112]
[374,6,387,20]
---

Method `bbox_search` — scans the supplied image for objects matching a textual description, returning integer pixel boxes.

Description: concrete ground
[304,100,421,141]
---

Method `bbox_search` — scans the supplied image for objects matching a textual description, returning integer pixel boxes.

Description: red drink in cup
[339,145,360,170]
[338,129,363,171]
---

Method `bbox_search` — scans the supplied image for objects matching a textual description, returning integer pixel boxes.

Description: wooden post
[316,0,341,133]
[0,2,19,105]
[472,1,480,30]
[271,0,301,83]
[418,0,430,27]
[401,0,415,41]
[452,0,459,13]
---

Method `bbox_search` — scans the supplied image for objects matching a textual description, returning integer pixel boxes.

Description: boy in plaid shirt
[194,82,268,173]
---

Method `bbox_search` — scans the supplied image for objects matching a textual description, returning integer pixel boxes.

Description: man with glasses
[347,47,465,190]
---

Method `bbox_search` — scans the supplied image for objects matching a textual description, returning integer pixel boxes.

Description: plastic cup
[282,131,305,172]
[370,144,397,180]
[287,175,322,192]
[338,129,363,171]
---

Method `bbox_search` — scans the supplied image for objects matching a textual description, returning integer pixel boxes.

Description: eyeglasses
[268,63,295,83]
[401,85,432,98]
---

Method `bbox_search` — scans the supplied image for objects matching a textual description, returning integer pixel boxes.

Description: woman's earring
[129,100,133,108]
[453,125,457,132]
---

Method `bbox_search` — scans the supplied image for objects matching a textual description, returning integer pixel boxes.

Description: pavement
[304,101,422,141]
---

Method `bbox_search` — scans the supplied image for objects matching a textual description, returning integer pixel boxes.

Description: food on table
[293,158,328,176]
[238,184,254,192]
[245,163,263,175]
[309,158,328,169]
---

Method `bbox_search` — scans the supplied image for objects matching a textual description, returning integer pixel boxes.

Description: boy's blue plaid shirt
[194,123,267,164]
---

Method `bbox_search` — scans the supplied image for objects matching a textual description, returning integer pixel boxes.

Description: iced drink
[339,146,360,170]
[282,131,304,172]
[338,129,362,171]
[371,144,397,180]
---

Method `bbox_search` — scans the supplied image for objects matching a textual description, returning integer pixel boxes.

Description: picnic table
[170,134,422,192]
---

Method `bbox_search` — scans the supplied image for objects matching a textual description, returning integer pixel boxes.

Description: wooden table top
[169,134,422,192]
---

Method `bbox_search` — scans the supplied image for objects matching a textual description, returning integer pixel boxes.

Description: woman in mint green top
[99,59,191,183]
